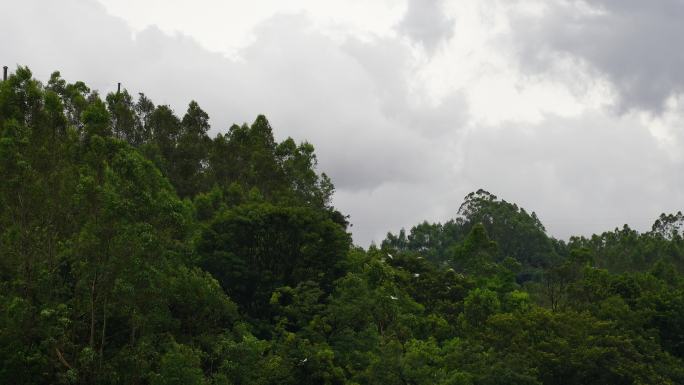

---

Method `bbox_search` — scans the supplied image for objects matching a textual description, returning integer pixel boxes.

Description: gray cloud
[397,0,454,52]
[460,112,684,238]
[0,0,468,245]
[2,1,462,190]
[3,0,683,247]
[508,0,684,112]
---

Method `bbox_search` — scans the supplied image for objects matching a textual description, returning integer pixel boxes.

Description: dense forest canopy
[1,66,684,385]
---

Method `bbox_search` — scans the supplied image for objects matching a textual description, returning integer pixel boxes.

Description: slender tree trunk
[100,296,107,369]
[130,326,136,346]
[90,273,97,348]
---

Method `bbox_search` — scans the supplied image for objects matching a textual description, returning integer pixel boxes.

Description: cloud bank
[2,0,683,245]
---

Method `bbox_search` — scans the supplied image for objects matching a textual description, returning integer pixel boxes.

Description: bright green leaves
[461,288,500,329]
[0,66,43,127]
[82,98,111,138]
[276,138,333,208]
[152,343,206,385]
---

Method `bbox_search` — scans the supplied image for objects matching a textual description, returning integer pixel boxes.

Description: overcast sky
[3,0,684,246]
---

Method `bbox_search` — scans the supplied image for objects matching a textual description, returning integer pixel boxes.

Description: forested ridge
[2,66,684,385]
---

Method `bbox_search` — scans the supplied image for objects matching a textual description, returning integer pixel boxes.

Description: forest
[1,66,684,385]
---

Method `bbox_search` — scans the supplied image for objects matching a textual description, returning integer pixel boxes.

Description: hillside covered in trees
[2,66,684,385]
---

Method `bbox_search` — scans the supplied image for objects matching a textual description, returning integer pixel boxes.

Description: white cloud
[3,0,683,246]
[95,0,406,55]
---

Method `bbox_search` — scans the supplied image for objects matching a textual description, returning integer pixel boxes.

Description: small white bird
[387,253,394,260]
[413,273,420,278]
[390,295,398,300]
[301,358,308,364]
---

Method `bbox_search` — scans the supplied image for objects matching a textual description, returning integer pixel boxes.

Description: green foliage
[568,223,684,273]
[384,189,560,282]
[152,343,206,385]
[198,201,350,323]
[461,288,500,328]
[2,66,684,385]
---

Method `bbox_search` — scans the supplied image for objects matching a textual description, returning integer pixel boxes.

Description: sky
[3,0,684,246]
